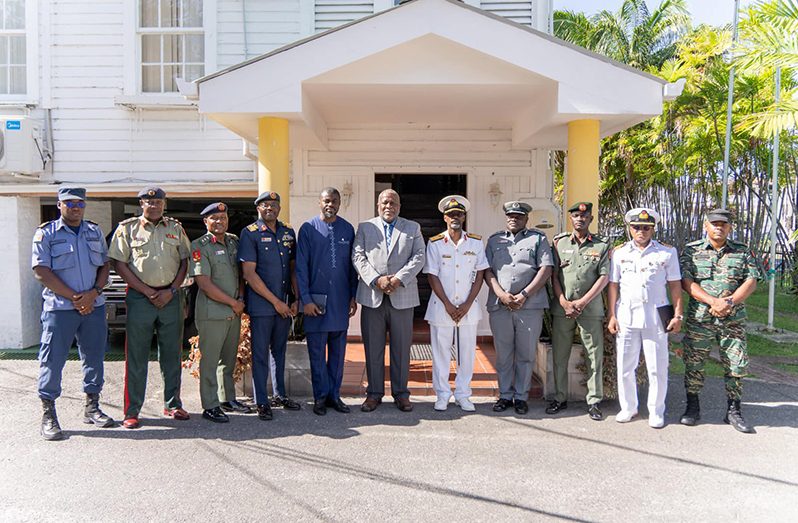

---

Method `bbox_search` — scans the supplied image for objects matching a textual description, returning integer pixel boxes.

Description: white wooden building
[0,0,677,349]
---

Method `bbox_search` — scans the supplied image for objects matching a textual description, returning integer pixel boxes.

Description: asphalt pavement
[1,360,797,522]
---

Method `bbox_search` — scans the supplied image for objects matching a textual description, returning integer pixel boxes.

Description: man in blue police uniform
[239,191,301,421]
[296,187,358,415]
[32,187,115,440]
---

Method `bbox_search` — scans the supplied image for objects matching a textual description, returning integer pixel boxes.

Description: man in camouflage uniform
[109,186,191,429]
[549,201,610,421]
[680,208,760,433]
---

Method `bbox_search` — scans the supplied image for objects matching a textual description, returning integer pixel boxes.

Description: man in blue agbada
[32,187,115,440]
[296,188,358,415]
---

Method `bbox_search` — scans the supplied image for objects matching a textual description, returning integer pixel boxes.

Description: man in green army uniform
[109,187,191,429]
[680,208,761,433]
[549,202,611,420]
[190,202,251,423]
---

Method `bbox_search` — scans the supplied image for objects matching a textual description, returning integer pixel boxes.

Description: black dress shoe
[313,399,327,416]
[275,396,302,411]
[588,403,603,421]
[326,397,351,413]
[221,400,252,414]
[493,398,513,412]
[545,400,568,415]
[514,399,529,415]
[202,407,230,423]
[257,404,273,421]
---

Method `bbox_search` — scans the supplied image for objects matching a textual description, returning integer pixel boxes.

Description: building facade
[0,0,674,348]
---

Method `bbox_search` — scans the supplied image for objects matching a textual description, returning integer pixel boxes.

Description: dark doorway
[375,173,468,320]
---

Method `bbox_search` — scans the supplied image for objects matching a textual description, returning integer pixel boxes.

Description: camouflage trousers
[682,320,748,400]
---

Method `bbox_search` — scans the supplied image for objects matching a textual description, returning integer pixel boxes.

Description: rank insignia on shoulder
[247,223,258,232]
[429,233,445,242]
[467,233,482,240]
[192,249,201,262]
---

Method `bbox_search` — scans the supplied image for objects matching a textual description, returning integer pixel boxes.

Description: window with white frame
[0,0,25,95]
[139,0,204,93]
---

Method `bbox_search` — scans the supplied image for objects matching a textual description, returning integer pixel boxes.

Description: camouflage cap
[706,208,732,223]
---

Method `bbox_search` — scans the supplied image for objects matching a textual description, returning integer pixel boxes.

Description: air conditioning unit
[0,116,46,176]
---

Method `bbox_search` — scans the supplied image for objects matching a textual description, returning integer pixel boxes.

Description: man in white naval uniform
[423,195,489,412]
[608,208,684,428]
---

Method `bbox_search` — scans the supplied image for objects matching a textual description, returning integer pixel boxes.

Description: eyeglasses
[62,201,86,209]
[631,225,653,232]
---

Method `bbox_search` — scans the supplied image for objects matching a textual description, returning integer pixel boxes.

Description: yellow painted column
[258,117,290,221]
[566,119,600,232]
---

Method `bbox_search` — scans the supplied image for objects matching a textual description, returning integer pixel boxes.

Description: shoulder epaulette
[659,242,673,248]
[164,216,181,224]
[553,232,569,240]
[37,220,53,229]
[246,223,259,232]
[489,230,505,237]
[591,233,606,242]
[685,239,704,246]
[84,219,98,226]
[119,216,138,225]
[467,233,482,241]
[527,228,546,236]
[728,238,748,249]
[429,233,445,242]
[226,232,239,241]
[197,235,211,246]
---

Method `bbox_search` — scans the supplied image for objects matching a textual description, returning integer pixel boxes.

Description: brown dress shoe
[394,397,413,412]
[163,408,190,420]
[122,417,140,429]
[361,397,382,412]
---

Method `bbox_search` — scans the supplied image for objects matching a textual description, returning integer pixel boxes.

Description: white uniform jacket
[423,231,489,327]
[610,239,681,330]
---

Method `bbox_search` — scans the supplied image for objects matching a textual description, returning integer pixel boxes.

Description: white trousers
[616,325,669,417]
[430,324,477,400]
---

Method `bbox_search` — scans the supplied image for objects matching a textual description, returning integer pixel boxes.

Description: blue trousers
[250,314,290,405]
[306,330,347,401]
[38,307,107,401]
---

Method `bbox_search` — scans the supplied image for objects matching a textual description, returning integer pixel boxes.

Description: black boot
[84,393,115,428]
[680,393,700,426]
[724,399,755,434]
[41,399,64,441]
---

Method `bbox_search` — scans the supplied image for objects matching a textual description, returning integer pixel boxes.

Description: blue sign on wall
[6,121,21,130]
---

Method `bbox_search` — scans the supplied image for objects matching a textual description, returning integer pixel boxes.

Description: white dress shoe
[615,410,638,423]
[648,414,665,428]
[455,397,476,412]
[434,396,450,411]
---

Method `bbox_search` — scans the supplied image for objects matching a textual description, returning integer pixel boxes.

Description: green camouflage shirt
[551,232,611,318]
[680,238,761,323]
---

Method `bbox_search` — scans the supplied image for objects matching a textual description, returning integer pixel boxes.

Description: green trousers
[196,317,241,409]
[123,289,184,417]
[683,320,747,400]
[551,315,604,404]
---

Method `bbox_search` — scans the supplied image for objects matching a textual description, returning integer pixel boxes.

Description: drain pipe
[242,0,249,60]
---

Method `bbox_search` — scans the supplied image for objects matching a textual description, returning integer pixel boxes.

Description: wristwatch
[170,287,178,296]
[93,286,103,295]
[675,314,684,320]
[520,289,529,298]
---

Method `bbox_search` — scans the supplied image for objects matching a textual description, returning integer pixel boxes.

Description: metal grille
[409,343,456,361]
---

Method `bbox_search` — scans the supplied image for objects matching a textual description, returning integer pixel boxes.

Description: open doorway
[374,173,468,322]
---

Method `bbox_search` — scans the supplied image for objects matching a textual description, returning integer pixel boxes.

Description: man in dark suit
[352,189,425,412]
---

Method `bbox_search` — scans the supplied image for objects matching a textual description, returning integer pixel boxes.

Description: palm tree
[553,0,691,71]
[737,0,798,137]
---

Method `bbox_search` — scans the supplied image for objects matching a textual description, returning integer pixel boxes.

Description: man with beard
[296,188,358,416]
[109,186,191,429]
[680,208,760,433]
[549,202,611,420]
[239,191,300,421]
[484,201,553,415]
[423,195,488,412]
[190,202,250,423]
[32,187,115,440]
[352,189,425,413]
[608,208,683,429]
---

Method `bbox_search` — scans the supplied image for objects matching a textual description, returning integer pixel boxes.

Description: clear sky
[554,0,755,28]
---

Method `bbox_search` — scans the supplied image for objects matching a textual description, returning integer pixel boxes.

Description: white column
[1,196,42,348]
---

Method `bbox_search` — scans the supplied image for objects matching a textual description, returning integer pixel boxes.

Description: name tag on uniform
[261,237,272,242]
[442,255,452,259]
[563,249,574,254]
[464,251,476,256]
[215,250,225,255]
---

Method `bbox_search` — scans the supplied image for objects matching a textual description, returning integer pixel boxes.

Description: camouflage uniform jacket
[679,238,761,324]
